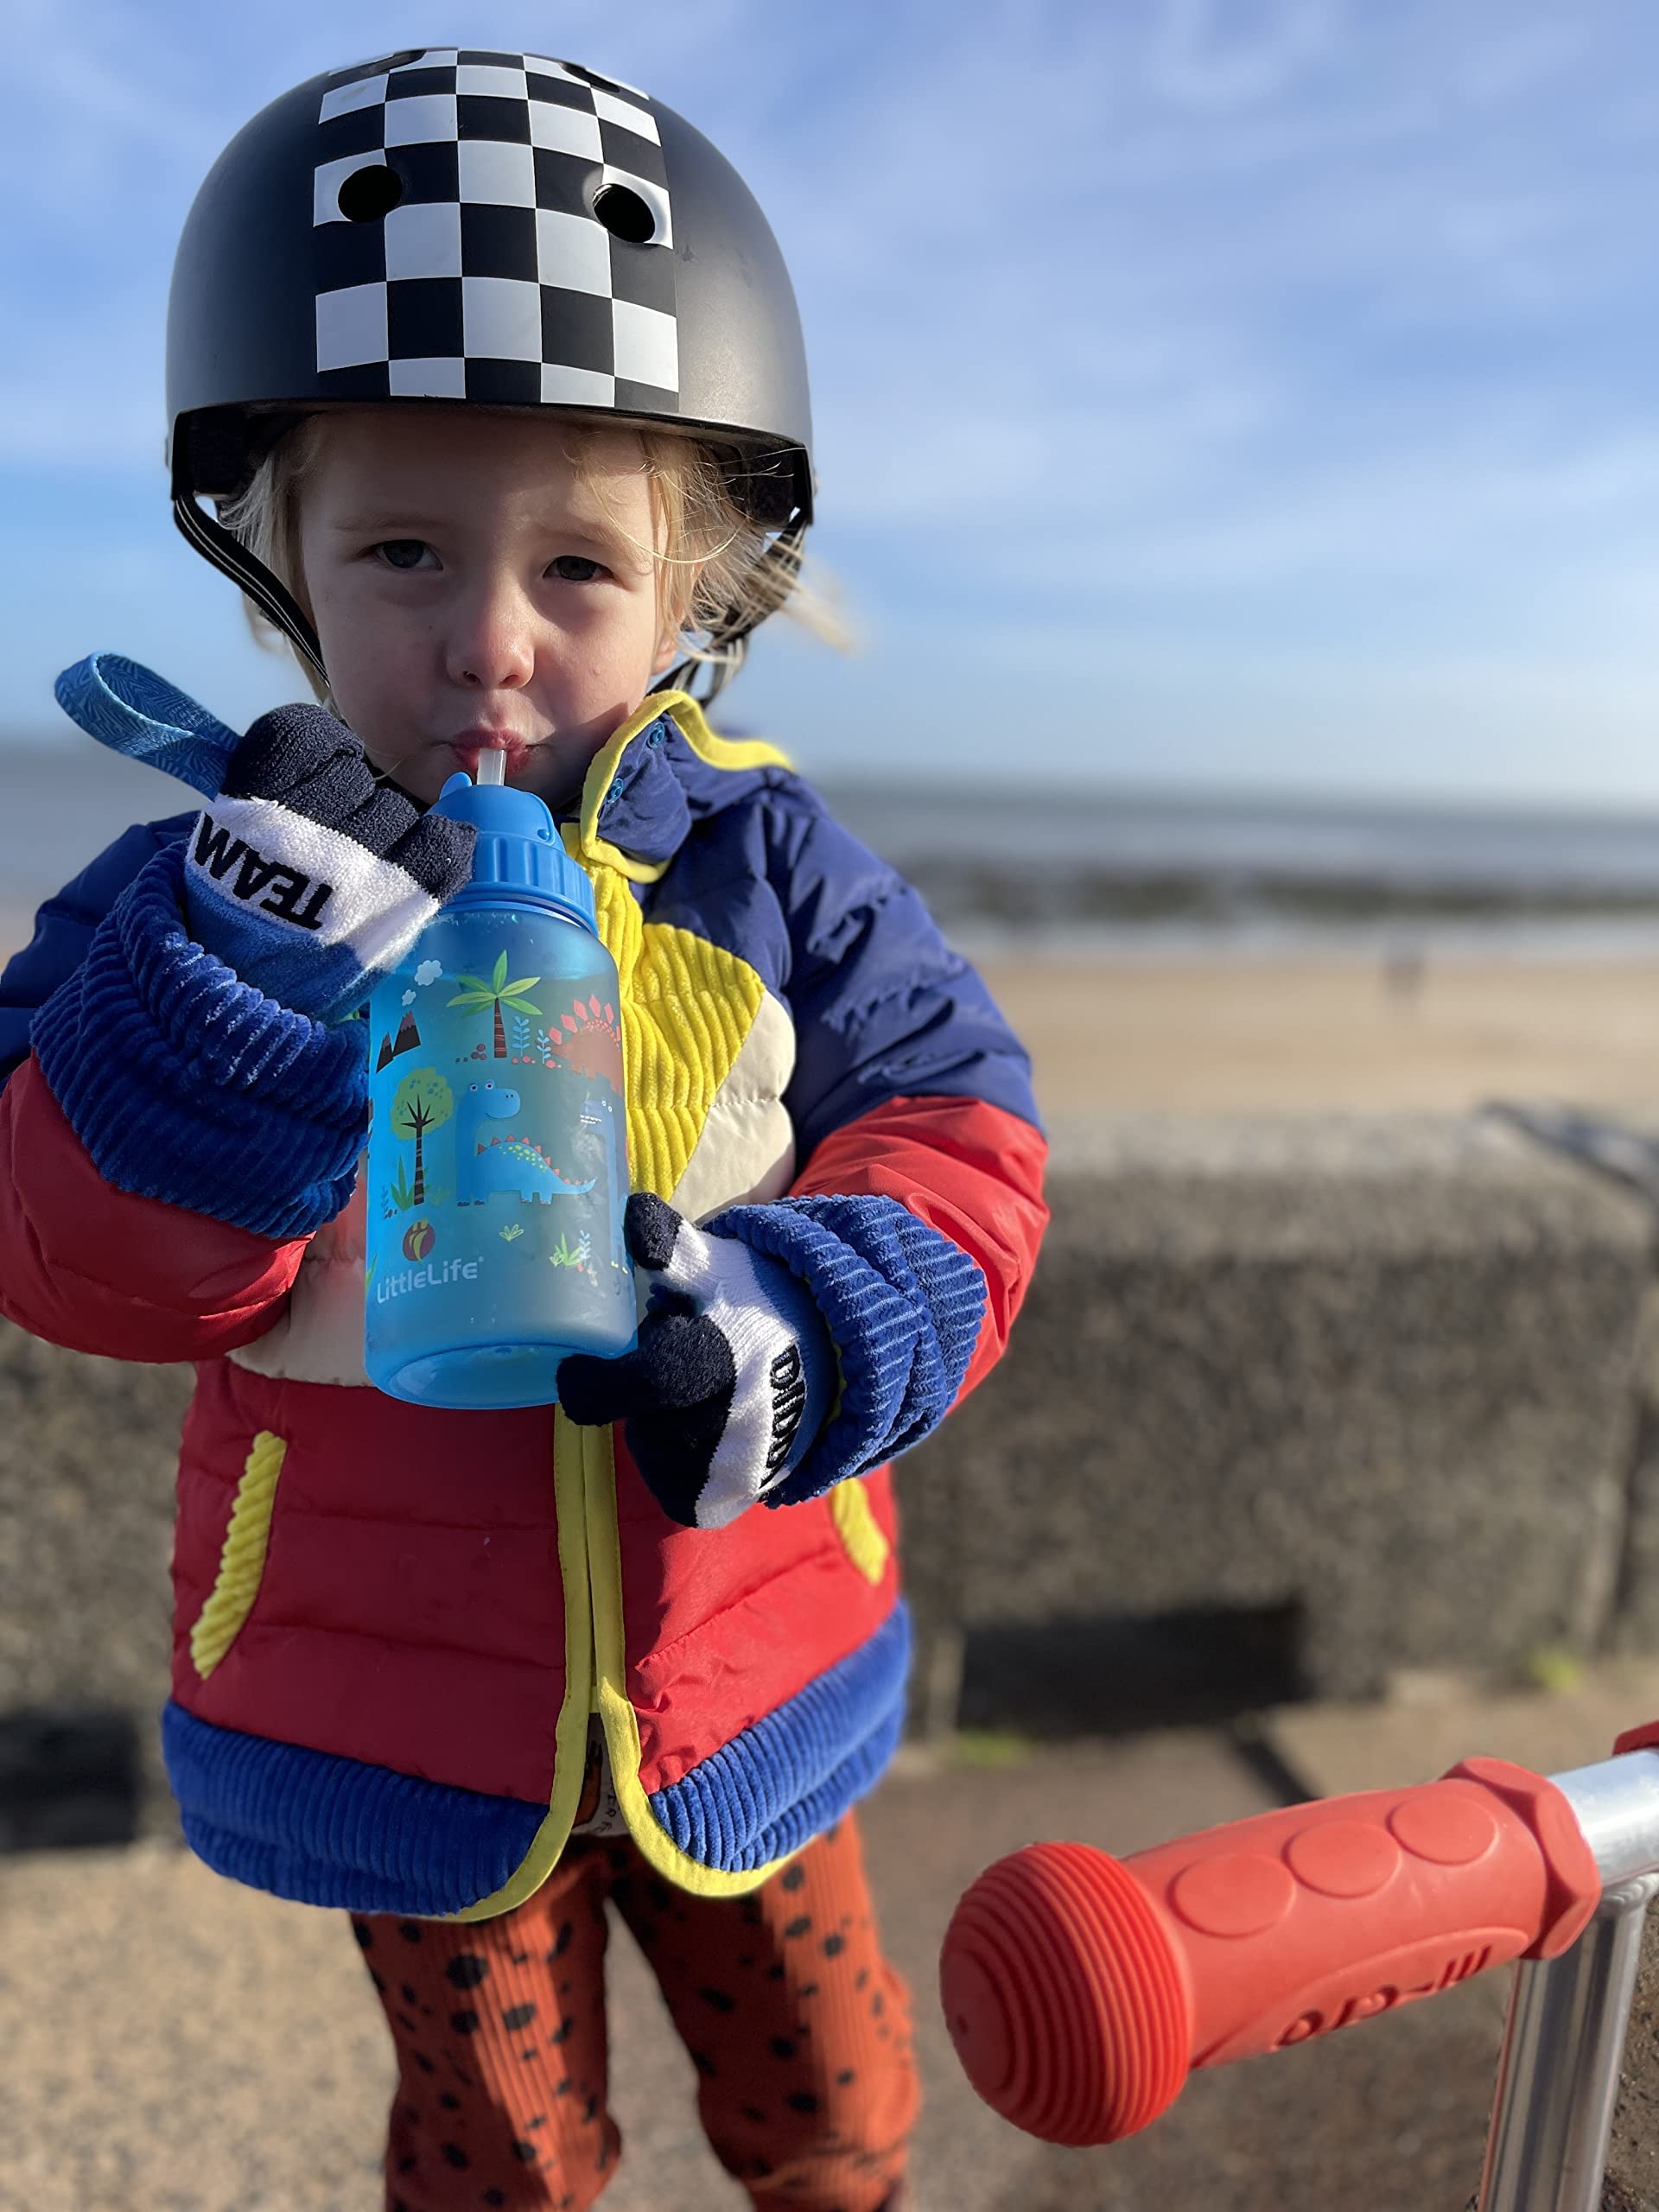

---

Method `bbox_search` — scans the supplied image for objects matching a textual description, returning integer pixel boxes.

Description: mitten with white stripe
[184,704,474,1023]
[557,1193,838,1530]
[54,654,474,1026]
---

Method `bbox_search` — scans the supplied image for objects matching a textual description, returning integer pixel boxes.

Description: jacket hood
[561,690,796,883]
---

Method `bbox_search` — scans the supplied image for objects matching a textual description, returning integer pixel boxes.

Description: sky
[9,0,1659,802]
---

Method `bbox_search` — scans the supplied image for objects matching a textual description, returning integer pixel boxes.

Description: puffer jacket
[0,690,1047,1918]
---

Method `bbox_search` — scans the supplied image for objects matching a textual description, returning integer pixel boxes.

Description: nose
[442,568,536,693]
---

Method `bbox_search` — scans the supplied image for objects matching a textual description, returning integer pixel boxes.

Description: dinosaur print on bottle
[365,905,633,1408]
[454,1081,597,1207]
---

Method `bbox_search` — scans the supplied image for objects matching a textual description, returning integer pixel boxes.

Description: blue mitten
[29,654,478,1237]
[557,1193,838,1529]
[182,706,474,1023]
[54,654,474,1025]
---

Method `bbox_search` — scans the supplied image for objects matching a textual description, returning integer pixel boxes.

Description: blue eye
[376,540,430,570]
[551,556,603,583]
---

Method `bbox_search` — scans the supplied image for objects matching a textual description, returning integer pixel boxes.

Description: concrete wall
[3,1110,1657,1817]
[0,1327,190,1839]
[901,1113,1656,1729]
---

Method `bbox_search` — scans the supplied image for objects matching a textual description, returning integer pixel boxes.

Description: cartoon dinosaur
[454,1081,597,1207]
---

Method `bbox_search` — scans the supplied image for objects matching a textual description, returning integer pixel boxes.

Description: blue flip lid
[433,771,598,935]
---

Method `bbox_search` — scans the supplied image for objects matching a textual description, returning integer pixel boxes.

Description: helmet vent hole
[593,183,656,245]
[334,48,425,75]
[338,163,404,223]
[566,62,629,97]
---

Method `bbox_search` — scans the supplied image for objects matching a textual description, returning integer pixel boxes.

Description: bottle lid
[433,771,598,933]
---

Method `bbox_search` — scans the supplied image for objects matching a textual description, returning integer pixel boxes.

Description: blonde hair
[217,410,849,706]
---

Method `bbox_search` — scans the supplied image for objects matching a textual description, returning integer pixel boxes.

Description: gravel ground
[0,1727,1511,2212]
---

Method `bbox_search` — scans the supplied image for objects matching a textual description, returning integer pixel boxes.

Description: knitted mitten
[182,704,474,1023]
[54,653,474,1025]
[558,1193,837,1529]
[29,655,475,1237]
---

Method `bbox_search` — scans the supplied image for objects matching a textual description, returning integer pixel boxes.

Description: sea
[11,740,1659,963]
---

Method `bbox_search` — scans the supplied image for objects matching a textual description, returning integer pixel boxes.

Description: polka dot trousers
[351,1814,918,2212]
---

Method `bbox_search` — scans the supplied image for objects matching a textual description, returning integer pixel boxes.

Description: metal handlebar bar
[939,1724,1659,2212]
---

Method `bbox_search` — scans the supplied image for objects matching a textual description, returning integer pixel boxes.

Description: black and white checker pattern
[312,49,677,411]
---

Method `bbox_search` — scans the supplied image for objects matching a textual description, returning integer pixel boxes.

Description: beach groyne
[3,1109,1658,1825]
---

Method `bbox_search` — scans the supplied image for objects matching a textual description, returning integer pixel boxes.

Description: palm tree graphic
[448,951,543,1059]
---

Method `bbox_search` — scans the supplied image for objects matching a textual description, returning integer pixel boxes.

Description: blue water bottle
[363,759,636,1408]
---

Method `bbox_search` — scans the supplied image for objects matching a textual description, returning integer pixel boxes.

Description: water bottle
[363,758,636,1408]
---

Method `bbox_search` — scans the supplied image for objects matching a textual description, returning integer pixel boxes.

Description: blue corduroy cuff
[705,1192,988,1504]
[29,840,368,1240]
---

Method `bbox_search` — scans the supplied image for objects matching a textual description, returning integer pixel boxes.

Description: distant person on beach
[0,49,1047,2212]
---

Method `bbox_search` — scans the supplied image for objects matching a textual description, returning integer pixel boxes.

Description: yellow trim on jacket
[582,1421,793,1895]
[446,701,798,1915]
[189,1431,288,1679]
[441,1407,596,1922]
[569,693,793,882]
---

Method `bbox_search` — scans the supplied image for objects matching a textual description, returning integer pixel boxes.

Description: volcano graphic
[375,1010,424,1071]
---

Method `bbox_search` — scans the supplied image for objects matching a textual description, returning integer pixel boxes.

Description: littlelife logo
[375,1257,481,1302]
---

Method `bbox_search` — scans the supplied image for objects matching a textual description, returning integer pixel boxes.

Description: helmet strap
[171,493,331,693]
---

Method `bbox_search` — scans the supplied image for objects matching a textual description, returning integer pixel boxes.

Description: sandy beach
[7,899,1659,1122]
[977,950,1659,1119]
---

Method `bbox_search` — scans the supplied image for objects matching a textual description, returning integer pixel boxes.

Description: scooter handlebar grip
[940,1756,1599,2146]
[941,1840,1192,2147]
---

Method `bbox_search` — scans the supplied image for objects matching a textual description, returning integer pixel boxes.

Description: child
[0,48,1048,2212]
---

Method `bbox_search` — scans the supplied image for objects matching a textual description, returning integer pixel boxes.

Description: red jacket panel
[0,1054,306,1363]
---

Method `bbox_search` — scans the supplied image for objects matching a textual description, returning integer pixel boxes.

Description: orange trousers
[352,1813,918,2212]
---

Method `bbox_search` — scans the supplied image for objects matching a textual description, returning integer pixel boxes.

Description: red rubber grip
[940,1756,1599,2146]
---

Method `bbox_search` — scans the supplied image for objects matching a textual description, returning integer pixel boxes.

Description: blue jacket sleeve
[760,790,1039,1161]
[701,787,1043,1502]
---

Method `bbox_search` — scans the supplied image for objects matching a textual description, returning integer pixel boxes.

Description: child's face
[297,408,678,810]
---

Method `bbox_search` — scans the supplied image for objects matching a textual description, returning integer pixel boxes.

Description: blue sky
[9,0,1659,800]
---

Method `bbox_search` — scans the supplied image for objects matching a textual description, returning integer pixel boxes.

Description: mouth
[446,730,537,779]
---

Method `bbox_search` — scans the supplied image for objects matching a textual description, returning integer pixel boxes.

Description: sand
[7,904,1659,1122]
[976,950,1659,1120]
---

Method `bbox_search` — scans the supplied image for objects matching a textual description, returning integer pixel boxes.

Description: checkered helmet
[167,48,815,694]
